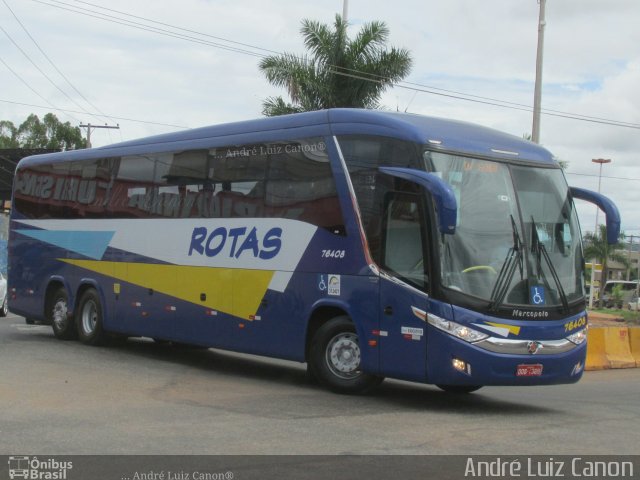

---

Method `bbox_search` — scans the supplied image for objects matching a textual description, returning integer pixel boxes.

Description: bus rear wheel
[49,287,76,340]
[76,288,106,346]
[309,316,383,394]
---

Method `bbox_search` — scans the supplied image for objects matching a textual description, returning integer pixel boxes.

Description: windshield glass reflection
[429,151,584,309]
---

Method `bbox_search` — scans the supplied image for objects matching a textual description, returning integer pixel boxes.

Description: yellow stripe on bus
[61,259,274,320]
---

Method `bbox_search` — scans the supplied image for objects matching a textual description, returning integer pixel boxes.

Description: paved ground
[1,314,639,455]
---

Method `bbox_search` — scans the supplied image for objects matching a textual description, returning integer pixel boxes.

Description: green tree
[0,120,19,148]
[3,113,84,150]
[259,14,412,116]
[583,224,628,302]
[610,284,624,309]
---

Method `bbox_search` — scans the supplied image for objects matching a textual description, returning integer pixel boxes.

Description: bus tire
[49,287,76,340]
[436,384,482,394]
[309,316,383,394]
[76,288,106,346]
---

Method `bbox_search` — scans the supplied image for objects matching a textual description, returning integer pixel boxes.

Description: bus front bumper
[426,328,587,387]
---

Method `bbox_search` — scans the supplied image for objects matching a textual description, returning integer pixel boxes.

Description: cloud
[2,0,638,234]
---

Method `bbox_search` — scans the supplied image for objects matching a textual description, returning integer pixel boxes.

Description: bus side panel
[111,279,176,340]
[163,271,380,372]
[8,227,71,321]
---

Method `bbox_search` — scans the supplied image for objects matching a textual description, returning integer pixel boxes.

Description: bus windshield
[429,151,585,310]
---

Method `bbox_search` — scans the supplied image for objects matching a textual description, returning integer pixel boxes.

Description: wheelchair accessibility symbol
[318,274,341,296]
[530,286,545,305]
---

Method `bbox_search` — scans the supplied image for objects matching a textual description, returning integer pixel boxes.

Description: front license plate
[516,364,543,377]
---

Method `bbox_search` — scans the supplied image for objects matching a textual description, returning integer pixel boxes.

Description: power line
[0,23,103,124]
[32,0,268,58]
[22,0,640,133]
[330,69,640,130]
[331,66,640,129]
[566,172,640,182]
[71,0,281,57]
[0,98,190,129]
[80,122,119,148]
[0,55,79,122]
[2,0,115,126]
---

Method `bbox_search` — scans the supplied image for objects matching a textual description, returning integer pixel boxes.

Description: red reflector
[368,340,377,347]
[516,364,543,377]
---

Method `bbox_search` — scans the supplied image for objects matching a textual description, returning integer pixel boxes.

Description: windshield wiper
[530,216,569,312]
[489,215,524,312]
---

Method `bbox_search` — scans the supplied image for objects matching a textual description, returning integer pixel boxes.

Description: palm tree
[583,224,628,303]
[259,14,412,116]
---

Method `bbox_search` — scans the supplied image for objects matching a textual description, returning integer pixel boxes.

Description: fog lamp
[452,357,472,375]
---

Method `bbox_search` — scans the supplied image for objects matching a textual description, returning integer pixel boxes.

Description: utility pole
[588,158,612,309]
[79,123,120,148]
[627,235,636,281]
[531,0,546,144]
[342,0,349,22]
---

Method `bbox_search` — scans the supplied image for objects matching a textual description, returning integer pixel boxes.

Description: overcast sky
[2,0,639,238]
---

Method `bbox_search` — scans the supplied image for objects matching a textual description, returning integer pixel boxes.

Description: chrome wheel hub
[52,299,68,329]
[326,332,362,379]
[81,300,98,334]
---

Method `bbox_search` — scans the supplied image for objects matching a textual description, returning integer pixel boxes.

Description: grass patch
[589,308,640,325]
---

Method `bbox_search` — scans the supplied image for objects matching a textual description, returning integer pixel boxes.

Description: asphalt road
[1,313,639,455]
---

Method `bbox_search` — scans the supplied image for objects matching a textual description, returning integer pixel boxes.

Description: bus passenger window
[382,194,428,289]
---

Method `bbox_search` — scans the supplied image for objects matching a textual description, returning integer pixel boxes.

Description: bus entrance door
[378,192,429,382]
[379,276,428,382]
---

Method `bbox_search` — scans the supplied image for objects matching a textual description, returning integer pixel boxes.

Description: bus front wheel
[49,287,76,340]
[76,289,106,346]
[309,316,383,394]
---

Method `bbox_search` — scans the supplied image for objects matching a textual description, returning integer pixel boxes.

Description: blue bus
[8,109,620,394]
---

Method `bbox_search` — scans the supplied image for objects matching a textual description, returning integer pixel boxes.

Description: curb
[586,326,638,371]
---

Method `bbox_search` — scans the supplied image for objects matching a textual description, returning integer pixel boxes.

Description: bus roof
[18,108,557,167]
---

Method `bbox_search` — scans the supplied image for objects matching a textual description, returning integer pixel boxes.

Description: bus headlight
[427,314,489,343]
[567,329,587,345]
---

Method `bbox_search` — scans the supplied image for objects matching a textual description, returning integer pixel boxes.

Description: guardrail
[586,326,639,370]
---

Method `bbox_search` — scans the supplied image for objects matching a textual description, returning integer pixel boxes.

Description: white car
[0,272,7,317]
[628,297,640,311]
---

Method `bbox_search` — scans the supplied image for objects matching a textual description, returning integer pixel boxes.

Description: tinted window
[338,136,423,260]
[13,158,118,219]
[14,138,345,234]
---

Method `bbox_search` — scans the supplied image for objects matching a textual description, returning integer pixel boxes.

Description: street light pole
[588,158,612,309]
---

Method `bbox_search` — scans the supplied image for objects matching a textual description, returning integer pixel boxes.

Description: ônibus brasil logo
[8,456,73,479]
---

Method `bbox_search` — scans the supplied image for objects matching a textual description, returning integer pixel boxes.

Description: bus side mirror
[569,187,621,245]
[379,167,457,235]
